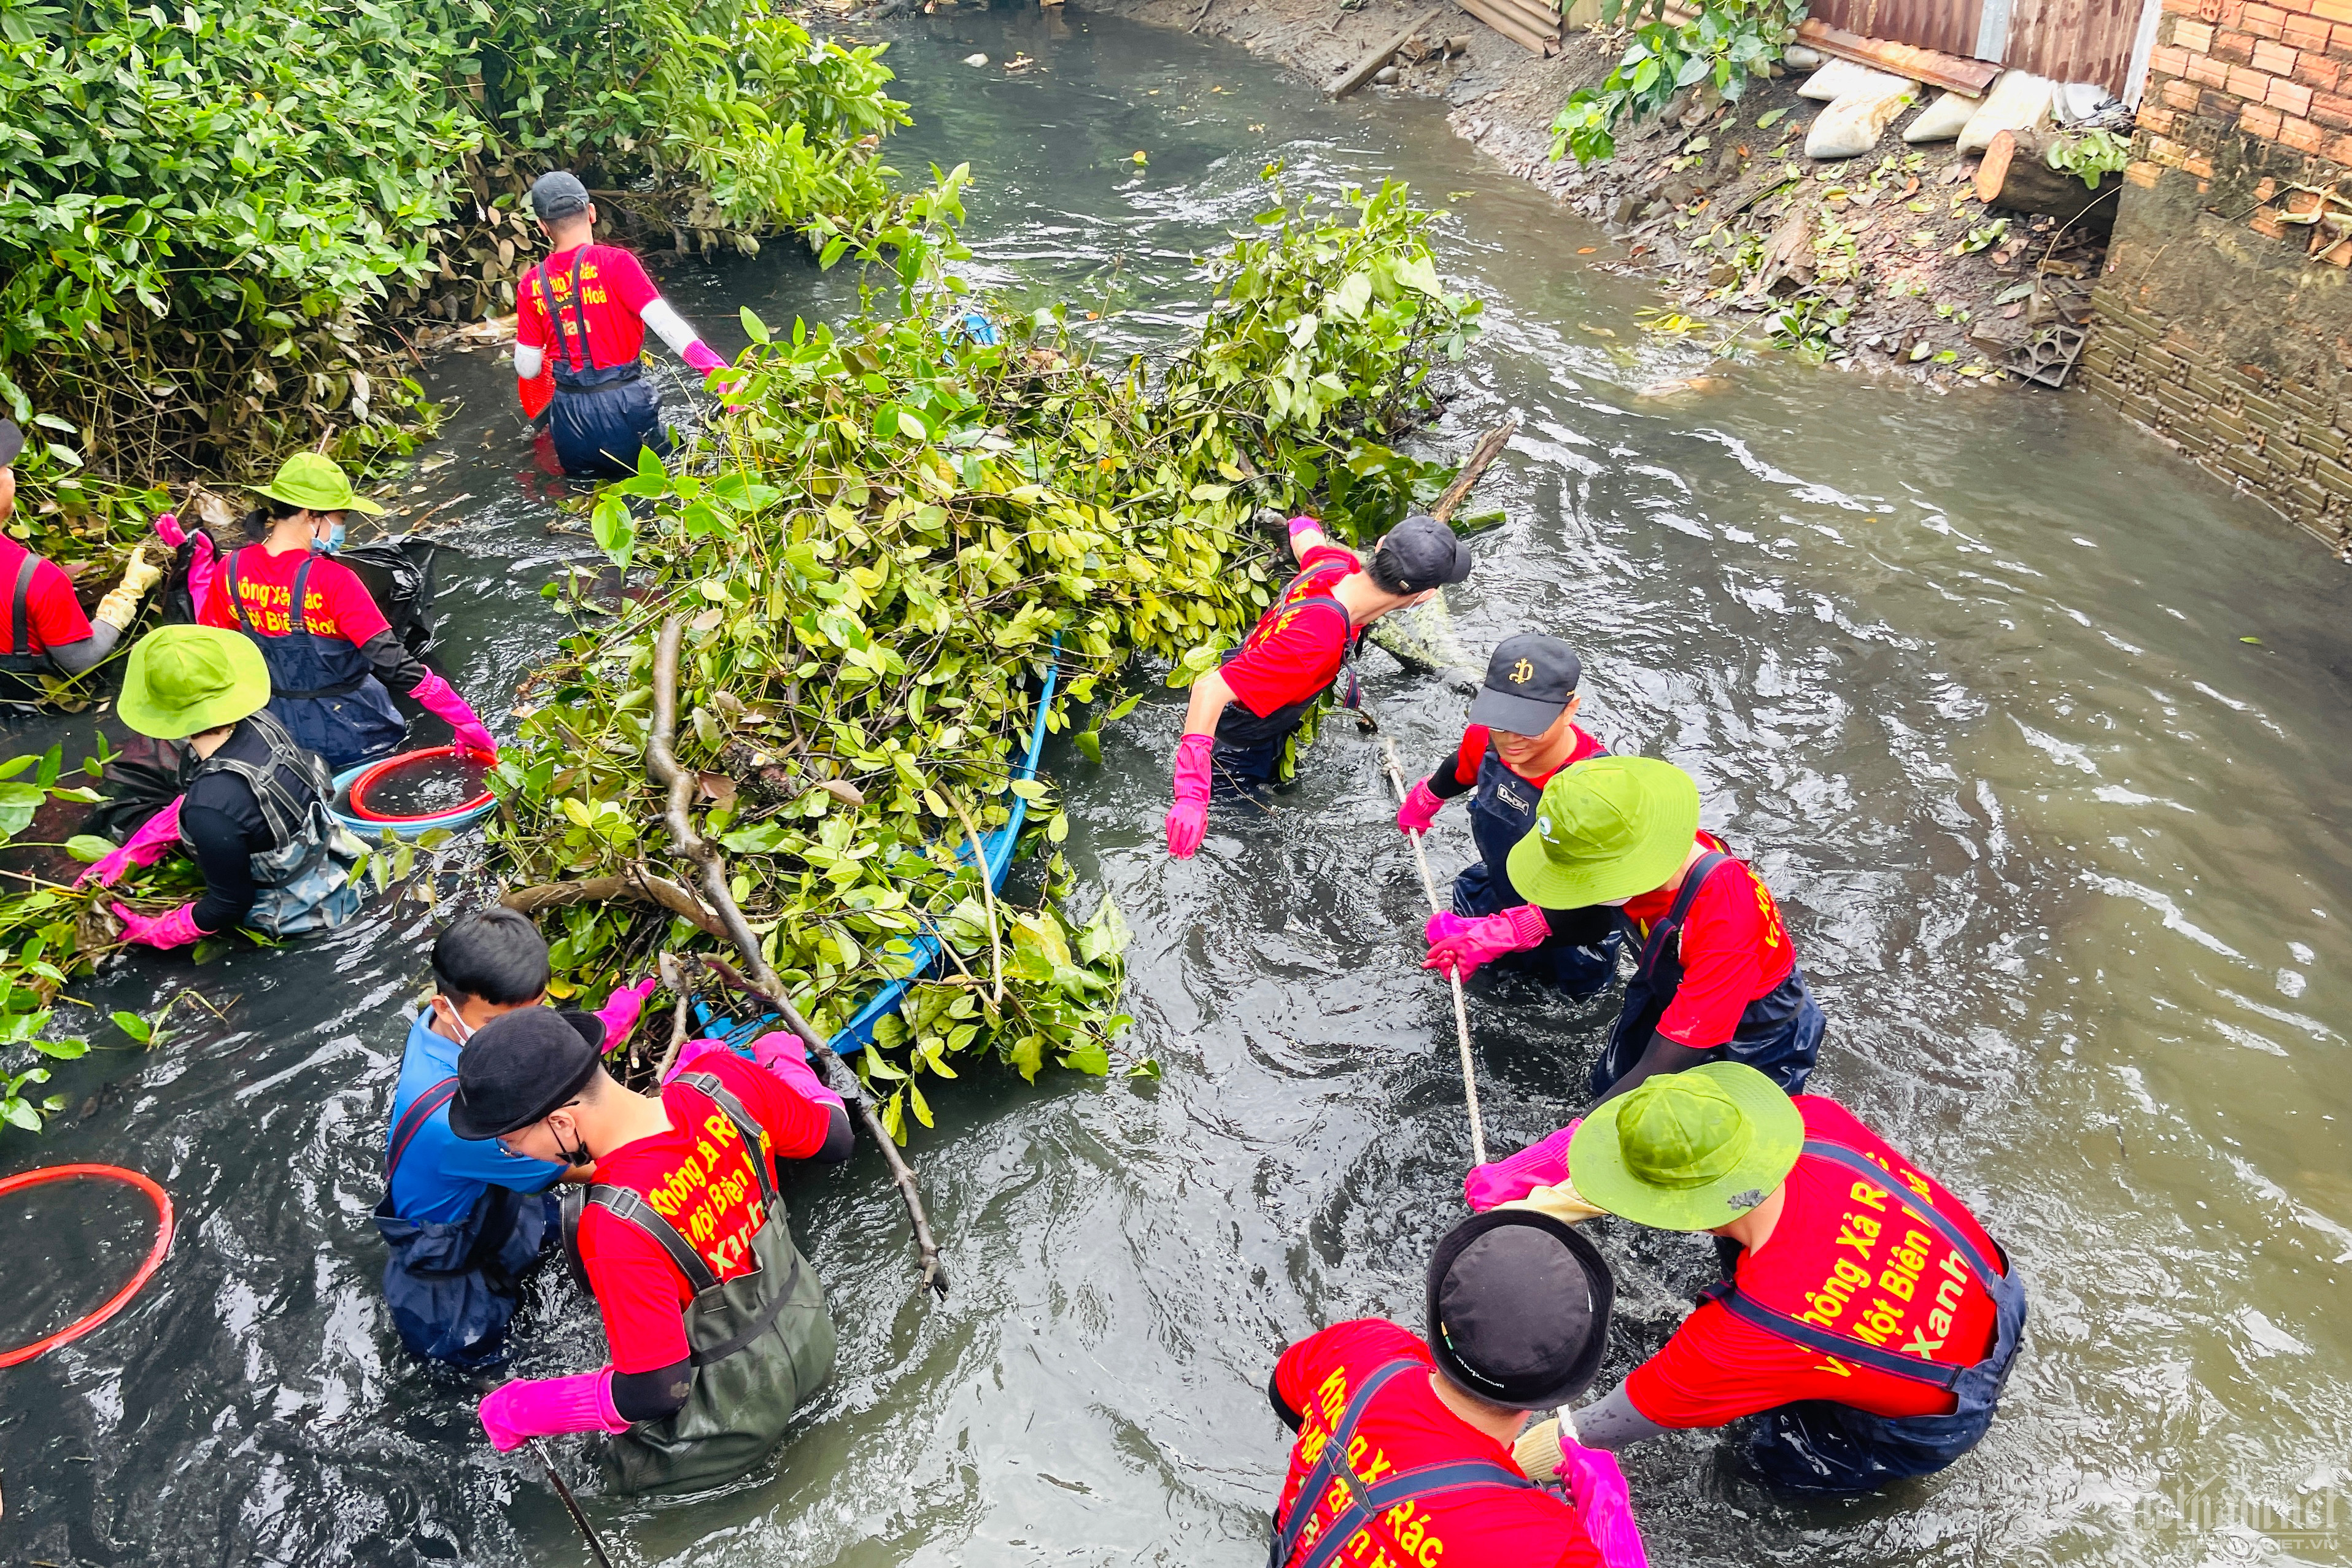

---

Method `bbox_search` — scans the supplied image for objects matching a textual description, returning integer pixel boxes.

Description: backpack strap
[1630,850,1728,970]
[579,1070,783,1303]
[585,1183,721,1294]
[384,1077,458,1188]
[1695,1138,2008,1392]
[227,547,260,635]
[8,550,35,656]
[675,1070,781,1210]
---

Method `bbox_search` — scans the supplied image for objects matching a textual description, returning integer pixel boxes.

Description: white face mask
[431,995,474,1043]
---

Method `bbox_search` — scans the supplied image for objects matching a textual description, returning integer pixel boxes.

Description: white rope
[1380,736,1488,1167]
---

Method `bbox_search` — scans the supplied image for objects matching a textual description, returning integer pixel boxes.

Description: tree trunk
[1973,131,2119,233]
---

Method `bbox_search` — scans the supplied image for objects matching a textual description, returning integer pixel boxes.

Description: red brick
[2324,129,2352,158]
[2256,36,2300,66]
[2164,75,2207,107]
[2176,15,2217,44]
[2227,61,2275,95]
[2293,50,2341,86]
[2214,26,2259,58]
[2284,12,2331,45]
[2127,159,2165,185]
[2316,0,2352,21]
[2311,85,2352,122]
[2271,73,2316,110]
[2250,205,2290,236]
[2243,99,2287,133]
[2149,133,2189,163]
[2140,103,2180,134]
[2278,110,2327,145]
[2207,83,2251,114]
[2248,2,2291,33]
[2188,49,2234,82]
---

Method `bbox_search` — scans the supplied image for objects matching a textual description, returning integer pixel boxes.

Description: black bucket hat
[1425,1209,1614,1410]
[1372,512,1474,595]
[447,1006,608,1140]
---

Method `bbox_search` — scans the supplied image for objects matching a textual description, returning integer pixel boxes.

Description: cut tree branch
[1431,419,1518,523]
[649,616,948,1299]
[500,867,729,940]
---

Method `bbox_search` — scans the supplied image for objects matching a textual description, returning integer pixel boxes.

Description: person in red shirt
[1165,511,1472,857]
[1269,1210,1646,1568]
[1396,633,1620,998]
[451,1007,853,1494]
[1534,1065,2028,1495]
[513,171,733,479]
[0,417,167,703]
[1505,755,1824,1098]
[199,452,499,772]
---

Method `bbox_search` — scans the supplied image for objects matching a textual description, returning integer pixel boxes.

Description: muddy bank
[1079,0,2107,389]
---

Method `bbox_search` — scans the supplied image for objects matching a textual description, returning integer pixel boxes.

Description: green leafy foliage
[0,746,128,1138]
[2043,128,2131,190]
[1550,0,1808,164]
[493,173,1477,1140]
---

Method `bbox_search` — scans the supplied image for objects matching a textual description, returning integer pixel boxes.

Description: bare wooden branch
[1430,419,1519,523]
[1330,6,1445,98]
[654,951,692,1082]
[499,868,729,939]
[944,790,1005,1005]
[649,616,948,1299]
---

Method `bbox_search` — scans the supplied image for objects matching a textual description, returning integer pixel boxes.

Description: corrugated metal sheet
[2003,0,2142,93]
[1806,0,1985,61]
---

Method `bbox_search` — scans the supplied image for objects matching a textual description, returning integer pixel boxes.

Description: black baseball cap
[447,1006,609,1140]
[0,419,23,467]
[1468,633,1583,735]
[528,170,592,223]
[1371,513,1473,595]
[1425,1210,1614,1410]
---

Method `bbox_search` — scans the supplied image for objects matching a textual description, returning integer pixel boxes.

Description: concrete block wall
[2089,0,2352,554]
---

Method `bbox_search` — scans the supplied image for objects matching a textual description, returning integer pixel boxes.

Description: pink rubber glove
[1396,777,1444,835]
[478,1368,633,1453]
[408,670,498,762]
[153,511,186,549]
[78,797,185,887]
[593,975,658,1044]
[746,1030,846,1116]
[682,340,727,376]
[1558,1436,1647,1568]
[1286,515,1321,540]
[662,1035,734,1084]
[1164,731,1213,859]
[1423,904,1549,978]
[1464,1119,1582,1211]
[112,902,206,951]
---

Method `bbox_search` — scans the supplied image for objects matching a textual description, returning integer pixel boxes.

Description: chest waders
[372,1067,556,1368]
[532,253,669,481]
[1211,570,1365,798]
[1269,1358,1537,1568]
[581,1073,836,1496]
[1700,1140,2029,1494]
[225,547,407,772]
[1453,741,1622,997]
[1593,851,1825,1097]
[178,708,364,938]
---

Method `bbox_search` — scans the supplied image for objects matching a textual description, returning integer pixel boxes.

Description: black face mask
[555,1124,594,1167]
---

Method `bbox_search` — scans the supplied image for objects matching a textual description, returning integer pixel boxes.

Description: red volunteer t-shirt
[1438,722,1607,795]
[517,243,662,375]
[200,545,390,647]
[1220,544,1361,718]
[0,539,95,654]
[576,1053,835,1372]
[1272,1320,1603,1568]
[1616,830,1795,1048]
[1625,1097,2003,1426]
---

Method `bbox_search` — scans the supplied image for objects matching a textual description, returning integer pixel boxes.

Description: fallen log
[1973,130,2118,233]
[500,867,729,939]
[648,615,948,1300]
[1431,419,1519,525]
[1331,6,1445,97]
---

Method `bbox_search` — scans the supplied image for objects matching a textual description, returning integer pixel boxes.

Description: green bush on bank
[0,0,908,558]
[492,175,1480,1138]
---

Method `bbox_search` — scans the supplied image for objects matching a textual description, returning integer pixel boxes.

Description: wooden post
[1330,6,1446,97]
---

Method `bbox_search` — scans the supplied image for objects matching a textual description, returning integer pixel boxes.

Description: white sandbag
[1956,71,2055,155]
[1799,57,1912,101]
[1806,84,1916,158]
[1783,44,1822,68]
[1904,88,1981,143]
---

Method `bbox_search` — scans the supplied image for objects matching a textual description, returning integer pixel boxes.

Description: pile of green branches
[0,0,910,564]
[489,173,1481,1140]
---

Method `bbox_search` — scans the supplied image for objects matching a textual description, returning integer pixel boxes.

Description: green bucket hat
[254,451,385,516]
[117,626,273,740]
[1504,755,1701,910]
[1568,1063,1803,1231]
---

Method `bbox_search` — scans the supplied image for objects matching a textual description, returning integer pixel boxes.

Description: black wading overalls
[1212,566,1364,797]
[224,547,406,772]
[179,708,363,937]
[1701,1140,2029,1494]
[532,250,670,480]
[1592,849,1824,1096]
[1269,1358,1539,1568]
[581,1072,836,1495]
[1453,738,1622,997]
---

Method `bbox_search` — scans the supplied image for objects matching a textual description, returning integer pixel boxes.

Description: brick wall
[2084,0,2352,554]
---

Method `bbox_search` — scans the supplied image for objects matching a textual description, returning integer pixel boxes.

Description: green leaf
[110,1011,150,1045]
[740,307,772,345]
[1007,779,1047,800]
[66,835,118,863]
[1008,1033,1044,1082]
[1073,729,1102,764]
[1061,1041,1110,1075]
[1104,693,1144,724]
[1126,1056,1163,1079]
[0,782,47,840]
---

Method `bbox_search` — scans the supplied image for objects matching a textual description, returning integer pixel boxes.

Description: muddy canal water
[6,12,2351,1567]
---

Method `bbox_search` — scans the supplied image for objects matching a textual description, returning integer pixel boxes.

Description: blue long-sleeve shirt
[384,1010,565,1224]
